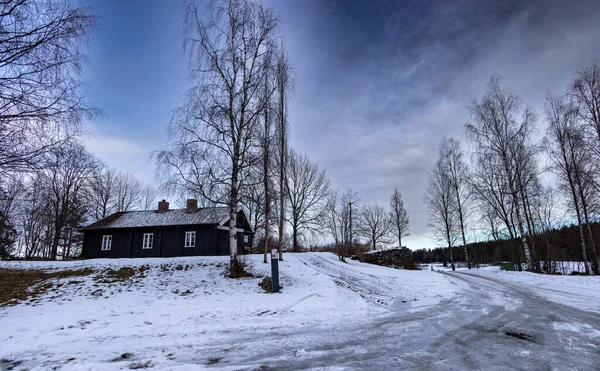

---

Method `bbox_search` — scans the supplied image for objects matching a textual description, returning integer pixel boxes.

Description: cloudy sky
[80,0,600,249]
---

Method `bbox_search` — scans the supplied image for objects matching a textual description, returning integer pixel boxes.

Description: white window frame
[184,231,196,248]
[101,235,112,251]
[243,235,249,243]
[142,233,153,249]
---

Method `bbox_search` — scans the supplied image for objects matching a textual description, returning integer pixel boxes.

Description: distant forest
[413,223,600,269]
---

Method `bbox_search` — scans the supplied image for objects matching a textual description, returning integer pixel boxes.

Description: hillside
[0,253,456,369]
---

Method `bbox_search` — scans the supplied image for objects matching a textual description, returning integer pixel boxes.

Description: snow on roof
[81,207,231,231]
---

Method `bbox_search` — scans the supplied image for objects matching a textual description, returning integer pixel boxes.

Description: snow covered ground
[421,262,600,314]
[2,254,600,369]
[0,252,457,370]
[464,269,600,314]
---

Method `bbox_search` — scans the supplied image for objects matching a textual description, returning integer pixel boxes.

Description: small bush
[228,256,253,278]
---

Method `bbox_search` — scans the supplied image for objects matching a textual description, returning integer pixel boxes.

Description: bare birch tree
[466,77,536,271]
[326,191,341,246]
[470,153,517,241]
[285,150,330,252]
[275,48,293,260]
[45,143,98,259]
[440,137,472,268]
[326,189,359,260]
[571,61,600,273]
[259,54,277,263]
[139,185,158,211]
[113,171,141,212]
[572,61,600,158]
[359,203,391,250]
[535,186,564,273]
[545,94,590,273]
[389,188,410,247]
[21,179,53,258]
[426,152,457,271]
[0,0,98,175]
[87,168,117,220]
[156,0,279,273]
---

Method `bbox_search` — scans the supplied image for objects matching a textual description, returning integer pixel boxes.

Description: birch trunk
[229,165,239,266]
[263,81,271,264]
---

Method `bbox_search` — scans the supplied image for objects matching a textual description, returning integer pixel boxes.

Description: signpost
[271,247,280,293]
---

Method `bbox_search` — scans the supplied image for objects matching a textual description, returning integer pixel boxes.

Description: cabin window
[142,233,153,249]
[243,235,249,243]
[185,231,196,248]
[101,235,112,251]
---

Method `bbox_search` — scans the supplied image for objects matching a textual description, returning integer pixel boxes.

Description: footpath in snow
[0,252,456,370]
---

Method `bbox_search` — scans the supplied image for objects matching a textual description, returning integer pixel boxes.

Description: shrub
[228,256,253,278]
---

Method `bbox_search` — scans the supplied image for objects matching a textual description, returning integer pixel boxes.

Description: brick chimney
[186,199,198,211]
[158,199,169,211]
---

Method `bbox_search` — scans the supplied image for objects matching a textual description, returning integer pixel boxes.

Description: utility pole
[348,201,353,258]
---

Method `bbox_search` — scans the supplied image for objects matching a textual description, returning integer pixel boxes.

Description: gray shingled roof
[81,207,231,231]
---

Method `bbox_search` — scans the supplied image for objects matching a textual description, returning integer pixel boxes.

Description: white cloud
[82,125,157,186]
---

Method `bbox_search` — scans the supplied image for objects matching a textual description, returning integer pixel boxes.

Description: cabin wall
[216,229,253,256]
[83,225,227,258]
[160,227,180,257]
[182,226,218,256]
[237,231,253,254]
[82,230,132,259]
[130,228,162,258]
[217,229,229,255]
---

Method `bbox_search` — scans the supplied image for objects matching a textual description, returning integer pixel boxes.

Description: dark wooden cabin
[80,199,253,259]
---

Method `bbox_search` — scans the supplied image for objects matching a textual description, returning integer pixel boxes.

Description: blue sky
[81,0,187,185]
[80,0,600,249]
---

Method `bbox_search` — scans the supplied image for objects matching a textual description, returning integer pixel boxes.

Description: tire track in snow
[294,253,398,309]
[223,270,600,370]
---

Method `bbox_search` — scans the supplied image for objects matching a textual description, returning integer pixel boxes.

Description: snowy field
[0,252,457,370]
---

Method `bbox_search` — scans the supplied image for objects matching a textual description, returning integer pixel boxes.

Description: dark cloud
[274,0,600,248]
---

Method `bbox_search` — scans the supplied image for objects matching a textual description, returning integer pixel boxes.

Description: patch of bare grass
[0,268,94,307]
[95,265,149,284]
